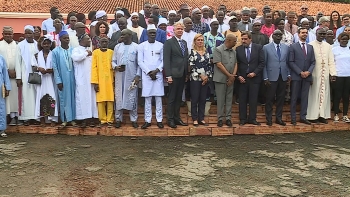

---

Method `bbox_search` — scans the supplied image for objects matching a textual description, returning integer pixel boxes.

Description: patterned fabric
[189,49,212,81]
[260,24,275,37]
[203,32,225,58]
[92,36,101,50]
[192,23,210,35]
[40,94,55,117]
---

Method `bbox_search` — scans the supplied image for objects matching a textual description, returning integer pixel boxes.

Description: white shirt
[273,42,281,52]
[299,41,308,55]
[332,46,350,77]
[182,30,197,50]
[41,18,55,33]
[218,23,230,33]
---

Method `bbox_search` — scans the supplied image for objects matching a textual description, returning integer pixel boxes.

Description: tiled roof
[1,0,350,15]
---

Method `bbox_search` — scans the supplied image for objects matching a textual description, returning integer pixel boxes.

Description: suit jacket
[251,32,269,46]
[237,21,252,32]
[138,14,147,29]
[236,43,265,83]
[288,42,316,81]
[263,42,290,81]
[163,37,189,78]
[140,28,166,44]
[108,30,139,50]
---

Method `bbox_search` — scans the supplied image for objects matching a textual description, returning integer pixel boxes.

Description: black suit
[108,30,139,50]
[138,14,147,29]
[236,43,265,122]
[163,37,189,123]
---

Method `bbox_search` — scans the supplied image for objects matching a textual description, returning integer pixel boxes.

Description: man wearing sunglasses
[297,5,310,26]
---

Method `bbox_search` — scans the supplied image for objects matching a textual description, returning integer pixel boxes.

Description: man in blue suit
[288,27,316,125]
[263,30,291,126]
[139,15,166,44]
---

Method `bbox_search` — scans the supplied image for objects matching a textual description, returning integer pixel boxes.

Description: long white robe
[31,51,58,122]
[112,43,141,111]
[16,40,38,120]
[307,41,336,120]
[67,28,79,49]
[71,46,98,120]
[137,41,164,97]
[0,40,20,115]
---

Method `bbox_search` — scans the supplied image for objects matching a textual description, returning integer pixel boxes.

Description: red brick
[58,127,80,135]
[6,126,18,133]
[167,128,190,136]
[189,127,212,136]
[80,128,99,135]
[144,128,168,136]
[122,128,146,136]
[99,127,123,136]
[212,128,234,136]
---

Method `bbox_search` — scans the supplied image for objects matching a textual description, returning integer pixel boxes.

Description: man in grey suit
[108,17,138,50]
[237,9,252,32]
[212,34,238,127]
[163,22,189,128]
[263,30,291,126]
[288,27,316,125]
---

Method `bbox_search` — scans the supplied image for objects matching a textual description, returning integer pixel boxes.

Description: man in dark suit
[108,17,138,50]
[163,22,189,128]
[288,27,315,125]
[263,30,291,126]
[138,3,152,29]
[236,31,265,126]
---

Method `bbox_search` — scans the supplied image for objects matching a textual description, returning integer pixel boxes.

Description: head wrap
[96,10,106,19]
[158,18,168,27]
[3,26,13,32]
[300,18,309,24]
[147,24,157,31]
[168,10,177,16]
[59,31,68,38]
[116,10,124,16]
[24,25,34,32]
[131,12,138,17]
[201,5,210,10]
[191,8,200,15]
[78,33,87,42]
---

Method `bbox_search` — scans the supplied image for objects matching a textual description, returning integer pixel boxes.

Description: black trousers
[265,75,287,121]
[190,81,208,121]
[167,75,185,123]
[290,80,310,121]
[333,76,350,115]
[239,78,260,122]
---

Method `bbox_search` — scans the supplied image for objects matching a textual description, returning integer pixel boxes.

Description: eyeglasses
[301,8,308,10]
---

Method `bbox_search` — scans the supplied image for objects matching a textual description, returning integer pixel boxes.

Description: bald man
[212,34,238,127]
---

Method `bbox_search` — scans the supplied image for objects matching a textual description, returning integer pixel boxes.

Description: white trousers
[115,109,138,122]
[145,96,163,123]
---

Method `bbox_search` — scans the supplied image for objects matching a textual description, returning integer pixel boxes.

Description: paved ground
[1,132,350,197]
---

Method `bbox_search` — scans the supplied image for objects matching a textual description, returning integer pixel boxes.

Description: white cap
[300,18,309,24]
[96,10,106,19]
[24,25,34,32]
[168,10,177,15]
[116,10,124,16]
[191,8,200,15]
[201,5,210,10]
[158,18,168,27]
[147,24,157,31]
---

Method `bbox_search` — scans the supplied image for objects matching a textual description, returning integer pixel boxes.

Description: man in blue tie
[236,31,265,126]
[263,30,291,126]
[163,22,189,128]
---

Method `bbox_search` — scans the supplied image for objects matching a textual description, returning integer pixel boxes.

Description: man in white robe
[112,29,141,128]
[307,28,336,123]
[138,25,164,129]
[16,25,39,125]
[72,34,98,127]
[0,26,20,125]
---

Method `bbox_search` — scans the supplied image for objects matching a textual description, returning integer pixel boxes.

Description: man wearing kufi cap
[16,25,39,125]
[0,26,20,126]
[293,18,316,43]
[110,10,125,35]
[191,8,210,34]
[201,5,212,25]
[312,16,330,35]
[138,24,165,129]
[140,15,166,44]
[128,12,145,41]
[237,8,252,32]
[52,31,77,127]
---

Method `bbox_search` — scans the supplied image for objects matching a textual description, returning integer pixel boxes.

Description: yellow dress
[91,49,114,102]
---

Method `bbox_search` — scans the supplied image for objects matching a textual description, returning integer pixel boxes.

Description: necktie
[277,44,281,61]
[246,47,251,62]
[179,40,185,56]
[302,43,307,56]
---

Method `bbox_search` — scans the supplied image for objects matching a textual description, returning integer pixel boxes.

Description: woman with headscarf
[31,35,58,126]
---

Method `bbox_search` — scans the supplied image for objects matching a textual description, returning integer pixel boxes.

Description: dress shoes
[239,120,246,126]
[115,121,121,128]
[291,120,297,126]
[141,122,151,129]
[175,120,188,126]
[157,122,164,128]
[131,122,139,128]
[249,120,261,125]
[217,120,223,127]
[309,119,319,124]
[300,119,311,125]
[198,121,208,126]
[266,121,272,126]
[168,122,177,128]
[226,120,233,127]
[276,119,286,126]
[318,117,328,124]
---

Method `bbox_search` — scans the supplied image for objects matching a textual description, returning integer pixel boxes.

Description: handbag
[28,72,41,84]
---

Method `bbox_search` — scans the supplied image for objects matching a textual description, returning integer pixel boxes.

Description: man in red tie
[288,27,316,125]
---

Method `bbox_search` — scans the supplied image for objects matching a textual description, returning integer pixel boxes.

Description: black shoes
[300,119,311,125]
[175,120,188,126]
[141,122,151,129]
[248,120,261,125]
[131,122,138,128]
[168,122,177,128]
[276,119,286,126]
[291,120,297,126]
[239,120,246,126]
[115,121,121,128]
[217,120,223,127]
[318,117,328,124]
[226,120,232,127]
[266,121,272,126]
[157,122,164,128]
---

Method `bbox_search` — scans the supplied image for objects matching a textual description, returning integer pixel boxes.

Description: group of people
[0,3,349,138]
